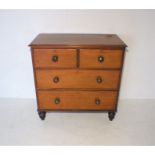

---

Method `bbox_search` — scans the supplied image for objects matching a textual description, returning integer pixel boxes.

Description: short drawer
[80,49,123,69]
[38,91,117,110]
[36,70,120,90]
[33,49,77,68]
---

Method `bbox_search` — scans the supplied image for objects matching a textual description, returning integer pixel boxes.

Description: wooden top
[29,33,127,49]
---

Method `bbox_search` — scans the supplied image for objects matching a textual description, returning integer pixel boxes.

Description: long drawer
[35,70,120,90]
[38,91,117,110]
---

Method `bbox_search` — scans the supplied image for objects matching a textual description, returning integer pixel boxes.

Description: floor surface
[0,98,155,145]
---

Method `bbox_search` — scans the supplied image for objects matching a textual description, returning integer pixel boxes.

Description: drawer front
[80,49,123,69]
[33,49,77,68]
[38,91,117,110]
[36,70,120,90]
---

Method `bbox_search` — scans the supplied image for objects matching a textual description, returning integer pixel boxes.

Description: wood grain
[80,49,123,69]
[29,33,127,116]
[36,70,120,90]
[29,34,127,49]
[33,49,77,68]
[38,90,117,110]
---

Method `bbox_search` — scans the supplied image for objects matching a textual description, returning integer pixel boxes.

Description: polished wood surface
[36,70,120,90]
[29,34,127,49]
[33,49,77,68]
[80,49,123,69]
[29,33,127,120]
[38,91,117,110]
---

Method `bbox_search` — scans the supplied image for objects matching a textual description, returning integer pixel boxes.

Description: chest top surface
[29,33,127,49]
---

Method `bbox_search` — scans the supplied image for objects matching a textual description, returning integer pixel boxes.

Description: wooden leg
[108,111,116,121]
[38,111,46,120]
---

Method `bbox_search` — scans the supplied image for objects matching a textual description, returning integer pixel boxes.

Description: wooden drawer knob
[95,98,101,105]
[52,55,59,62]
[96,76,103,83]
[98,56,104,63]
[54,98,60,104]
[53,76,59,83]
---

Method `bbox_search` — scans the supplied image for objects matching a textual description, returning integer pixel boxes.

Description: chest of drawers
[29,34,127,121]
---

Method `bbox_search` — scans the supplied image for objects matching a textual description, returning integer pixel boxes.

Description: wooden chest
[29,34,127,121]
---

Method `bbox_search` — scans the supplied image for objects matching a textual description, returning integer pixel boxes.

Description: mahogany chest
[29,34,127,121]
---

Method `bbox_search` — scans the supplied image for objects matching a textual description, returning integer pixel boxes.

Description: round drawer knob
[98,56,104,63]
[54,98,60,104]
[53,76,59,83]
[96,76,102,83]
[95,98,101,105]
[52,55,58,62]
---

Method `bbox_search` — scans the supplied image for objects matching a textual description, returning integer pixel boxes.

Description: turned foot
[108,111,116,121]
[38,111,46,120]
